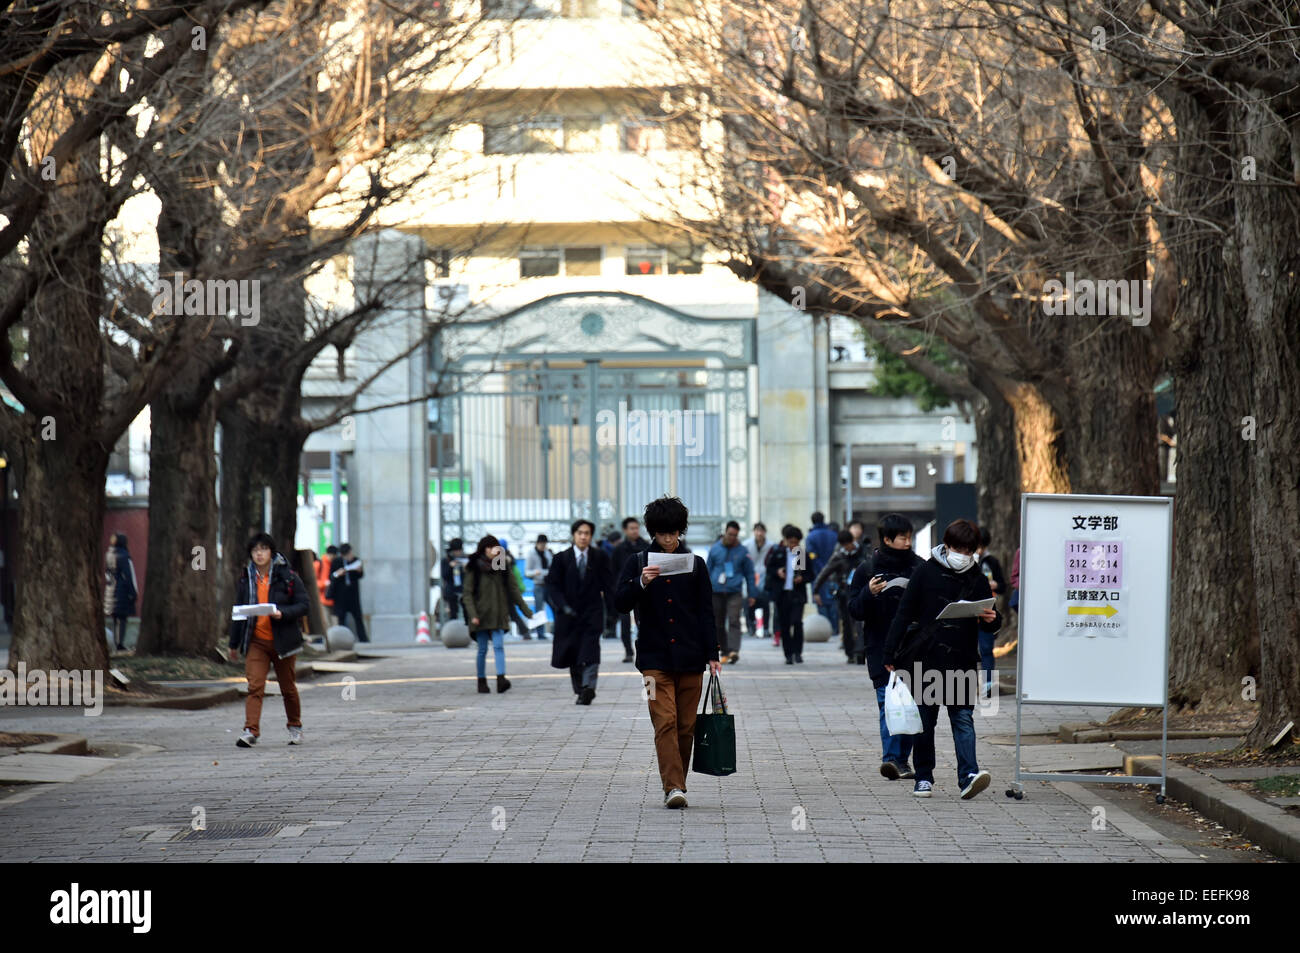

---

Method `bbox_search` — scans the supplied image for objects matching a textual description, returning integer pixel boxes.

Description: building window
[520,246,604,278]
[621,119,665,154]
[559,0,601,15]
[482,0,552,18]
[563,246,602,276]
[622,0,692,17]
[625,244,702,275]
[483,116,602,154]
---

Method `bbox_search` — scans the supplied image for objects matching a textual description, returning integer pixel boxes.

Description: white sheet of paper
[881,576,909,592]
[935,597,995,620]
[525,611,548,629]
[648,552,694,576]
[232,603,277,620]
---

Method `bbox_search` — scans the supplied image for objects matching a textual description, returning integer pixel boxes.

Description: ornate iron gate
[431,293,755,549]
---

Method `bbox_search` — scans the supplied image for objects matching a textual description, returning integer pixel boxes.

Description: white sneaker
[288,727,303,745]
[960,770,991,800]
[236,729,258,748]
[912,780,933,798]
[664,789,688,809]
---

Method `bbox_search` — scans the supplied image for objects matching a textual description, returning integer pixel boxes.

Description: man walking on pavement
[707,520,755,664]
[229,533,309,748]
[546,519,614,704]
[813,528,866,662]
[438,538,466,622]
[611,517,650,662]
[744,522,774,642]
[614,496,721,809]
[330,542,367,642]
[766,524,809,664]
[805,511,838,633]
[525,534,552,640]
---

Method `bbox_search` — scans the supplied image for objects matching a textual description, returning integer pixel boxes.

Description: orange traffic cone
[416,611,431,643]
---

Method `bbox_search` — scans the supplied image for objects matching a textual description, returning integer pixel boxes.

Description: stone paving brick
[0,639,1192,862]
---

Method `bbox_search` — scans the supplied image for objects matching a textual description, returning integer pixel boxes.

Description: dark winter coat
[545,545,614,668]
[811,544,865,594]
[228,554,310,657]
[328,554,364,606]
[847,546,925,687]
[104,544,138,618]
[882,553,1001,704]
[804,522,837,580]
[611,536,650,583]
[614,541,718,674]
[764,545,809,602]
[461,557,532,634]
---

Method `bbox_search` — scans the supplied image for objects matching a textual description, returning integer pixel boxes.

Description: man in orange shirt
[229,533,310,747]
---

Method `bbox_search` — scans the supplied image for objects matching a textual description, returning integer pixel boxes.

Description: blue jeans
[913,703,979,787]
[875,683,914,767]
[817,585,838,631]
[475,630,506,678]
[978,631,996,692]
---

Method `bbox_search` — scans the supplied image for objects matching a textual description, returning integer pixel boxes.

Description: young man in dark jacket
[229,533,310,748]
[439,538,466,621]
[614,496,722,809]
[812,528,865,663]
[765,524,809,664]
[330,542,367,642]
[847,513,923,780]
[883,519,1000,800]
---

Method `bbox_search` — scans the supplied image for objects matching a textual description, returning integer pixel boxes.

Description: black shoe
[496,675,511,693]
[785,657,794,665]
[880,761,902,781]
[845,657,856,664]
[622,653,634,663]
[537,634,548,640]
[522,634,532,640]
[477,678,490,693]
[795,655,804,663]
[856,655,866,665]
[578,688,596,705]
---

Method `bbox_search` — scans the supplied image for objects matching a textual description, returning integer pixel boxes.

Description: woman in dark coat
[104,533,138,651]
[461,535,532,694]
[883,519,1000,800]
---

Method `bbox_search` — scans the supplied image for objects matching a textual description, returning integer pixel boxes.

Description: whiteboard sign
[1019,494,1172,706]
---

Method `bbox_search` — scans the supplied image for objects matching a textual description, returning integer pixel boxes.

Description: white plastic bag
[883,670,924,735]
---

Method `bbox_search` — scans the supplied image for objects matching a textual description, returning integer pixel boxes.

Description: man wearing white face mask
[882,519,1000,800]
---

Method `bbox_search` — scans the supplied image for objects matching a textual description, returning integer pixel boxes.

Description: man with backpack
[847,514,923,780]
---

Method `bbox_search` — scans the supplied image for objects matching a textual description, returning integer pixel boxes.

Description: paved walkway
[0,635,1196,862]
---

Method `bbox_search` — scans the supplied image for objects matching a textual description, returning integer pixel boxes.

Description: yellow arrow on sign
[1068,605,1118,618]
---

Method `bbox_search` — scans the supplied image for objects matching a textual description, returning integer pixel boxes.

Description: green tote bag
[692,672,737,776]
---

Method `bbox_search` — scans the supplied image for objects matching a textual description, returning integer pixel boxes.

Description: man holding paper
[882,519,1000,800]
[228,533,310,748]
[614,496,721,809]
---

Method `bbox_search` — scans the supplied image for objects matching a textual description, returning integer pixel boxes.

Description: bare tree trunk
[970,374,1020,558]
[136,390,221,655]
[1237,104,1300,747]
[1163,93,1259,713]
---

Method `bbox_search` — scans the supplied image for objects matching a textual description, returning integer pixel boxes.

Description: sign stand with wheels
[1006,493,1174,804]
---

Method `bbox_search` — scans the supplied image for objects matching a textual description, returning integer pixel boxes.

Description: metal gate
[431,293,756,549]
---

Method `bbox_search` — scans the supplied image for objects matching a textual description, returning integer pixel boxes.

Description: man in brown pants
[615,496,721,808]
[228,533,310,747]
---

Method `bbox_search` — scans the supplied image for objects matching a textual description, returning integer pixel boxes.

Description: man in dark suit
[611,516,651,663]
[766,524,809,664]
[546,518,615,705]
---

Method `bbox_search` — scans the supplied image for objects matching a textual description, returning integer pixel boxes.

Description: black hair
[448,537,463,552]
[943,519,981,553]
[325,545,339,555]
[978,526,992,549]
[340,543,353,555]
[621,516,640,529]
[811,511,825,525]
[644,495,689,536]
[837,529,854,546]
[113,532,128,548]
[752,522,766,532]
[848,519,864,531]
[536,534,548,544]
[877,513,913,545]
[570,518,595,536]
[781,523,803,541]
[246,532,277,558]
[606,530,621,543]
[725,520,741,533]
